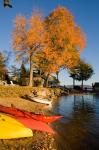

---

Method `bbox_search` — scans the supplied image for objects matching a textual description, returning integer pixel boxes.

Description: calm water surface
[52,94,99,150]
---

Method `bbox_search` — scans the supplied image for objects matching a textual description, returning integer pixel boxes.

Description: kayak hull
[0,104,63,123]
[15,117,55,134]
[30,114,63,123]
[0,113,33,139]
[31,97,51,105]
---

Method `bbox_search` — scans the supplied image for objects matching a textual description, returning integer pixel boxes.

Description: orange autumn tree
[29,6,86,87]
[44,6,86,77]
[12,7,86,87]
[32,51,59,86]
[12,12,45,86]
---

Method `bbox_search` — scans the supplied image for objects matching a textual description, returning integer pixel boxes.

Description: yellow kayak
[0,113,33,139]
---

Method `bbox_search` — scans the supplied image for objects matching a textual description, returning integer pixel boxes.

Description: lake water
[52,94,99,150]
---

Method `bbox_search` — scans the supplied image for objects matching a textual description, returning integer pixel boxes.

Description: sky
[0,0,99,86]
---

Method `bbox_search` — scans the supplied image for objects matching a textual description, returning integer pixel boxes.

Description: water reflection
[52,94,99,150]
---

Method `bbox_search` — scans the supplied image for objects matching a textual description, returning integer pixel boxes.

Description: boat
[0,104,63,123]
[28,114,63,123]
[0,113,55,139]
[30,96,52,105]
[0,113,33,139]
[14,116,55,134]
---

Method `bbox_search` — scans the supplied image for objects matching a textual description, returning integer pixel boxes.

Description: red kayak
[0,105,63,123]
[14,116,55,134]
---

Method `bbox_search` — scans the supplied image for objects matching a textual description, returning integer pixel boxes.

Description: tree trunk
[45,74,49,87]
[73,78,75,89]
[29,54,33,87]
[39,69,42,76]
[81,79,83,90]
[56,71,59,80]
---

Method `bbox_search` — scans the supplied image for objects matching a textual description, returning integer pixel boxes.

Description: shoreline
[0,95,57,150]
[0,86,98,149]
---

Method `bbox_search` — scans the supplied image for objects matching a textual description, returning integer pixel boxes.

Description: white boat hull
[30,96,51,105]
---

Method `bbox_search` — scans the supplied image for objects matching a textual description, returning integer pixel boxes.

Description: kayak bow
[0,104,63,123]
[0,113,33,139]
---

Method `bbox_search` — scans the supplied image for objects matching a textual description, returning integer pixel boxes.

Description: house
[48,76,60,87]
